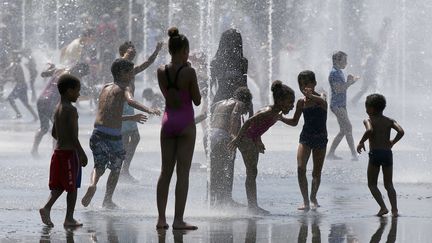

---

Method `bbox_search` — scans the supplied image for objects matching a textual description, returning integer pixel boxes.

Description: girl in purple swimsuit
[156,27,201,230]
[229,80,295,215]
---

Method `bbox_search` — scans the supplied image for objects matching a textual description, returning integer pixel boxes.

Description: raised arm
[133,42,163,75]
[188,67,202,106]
[280,99,304,126]
[390,120,404,147]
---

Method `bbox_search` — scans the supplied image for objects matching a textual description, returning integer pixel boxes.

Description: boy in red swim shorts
[39,74,88,227]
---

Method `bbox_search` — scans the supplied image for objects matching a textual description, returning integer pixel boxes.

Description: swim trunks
[49,149,81,192]
[89,126,125,172]
[368,149,393,167]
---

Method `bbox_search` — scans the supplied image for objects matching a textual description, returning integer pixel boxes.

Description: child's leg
[7,96,21,118]
[238,139,262,212]
[382,165,398,216]
[327,108,345,158]
[64,190,82,226]
[121,130,140,178]
[102,169,121,208]
[337,108,357,159]
[19,94,38,120]
[32,109,50,156]
[173,125,197,230]
[40,189,63,226]
[156,135,177,229]
[82,168,105,207]
[310,148,326,207]
[367,163,388,216]
[297,144,311,210]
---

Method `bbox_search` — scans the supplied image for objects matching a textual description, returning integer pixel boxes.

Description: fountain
[1,0,432,241]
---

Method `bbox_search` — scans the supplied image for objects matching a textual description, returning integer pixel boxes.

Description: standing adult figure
[210,29,252,117]
[327,51,359,161]
[156,27,201,230]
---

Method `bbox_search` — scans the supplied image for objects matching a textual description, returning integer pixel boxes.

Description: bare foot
[81,185,96,207]
[248,206,270,216]
[172,220,198,230]
[297,205,310,211]
[63,218,83,227]
[39,208,54,227]
[377,208,389,217]
[310,199,321,210]
[326,154,342,160]
[156,220,169,230]
[392,210,399,217]
[102,200,118,209]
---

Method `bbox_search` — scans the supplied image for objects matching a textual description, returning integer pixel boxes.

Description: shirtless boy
[39,74,87,227]
[81,58,148,208]
[357,94,404,217]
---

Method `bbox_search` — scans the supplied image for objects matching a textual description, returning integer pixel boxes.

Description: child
[280,71,328,210]
[39,74,88,227]
[5,51,38,120]
[229,80,295,215]
[208,87,252,207]
[156,27,201,230]
[327,51,359,161]
[119,41,162,182]
[81,58,148,209]
[357,94,404,217]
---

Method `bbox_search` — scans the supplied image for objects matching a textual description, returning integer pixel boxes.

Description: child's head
[57,74,81,102]
[297,70,317,91]
[271,80,295,114]
[119,41,136,59]
[167,27,189,60]
[111,58,134,84]
[332,51,347,69]
[142,88,154,100]
[233,87,252,114]
[365,93,386,115]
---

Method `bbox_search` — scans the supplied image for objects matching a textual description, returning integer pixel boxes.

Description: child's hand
[79,152,88,167]
[356,142,366,154]
[155,41,163,53]
[227,137,239,151]
[347,74,360,84]
[151,108,162,116]
[256,141,266,154]
[132,114,148,124]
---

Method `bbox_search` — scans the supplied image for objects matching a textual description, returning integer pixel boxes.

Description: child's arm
[280,99,304,126]
[122,113,148,123]
[228,109,268,150]
[125,87,161,115]
[133,42,163,75]
[40,64,56,77]
[70,108,87,167]
[390,120,404,148]
[51,121,57,140]
[357,119,372,154]
[228,102,243,138]
[304,88,327,109]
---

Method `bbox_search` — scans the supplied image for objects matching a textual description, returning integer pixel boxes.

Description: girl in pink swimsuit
[156,27,201,230]
[229,80,295,215]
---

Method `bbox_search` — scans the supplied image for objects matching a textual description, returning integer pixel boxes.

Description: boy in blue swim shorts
[357,94,404,217]
[81,59,149,209]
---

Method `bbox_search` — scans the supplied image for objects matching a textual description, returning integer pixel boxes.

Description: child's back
[368,115,394,150]
[94,83,126,129]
